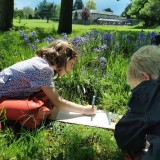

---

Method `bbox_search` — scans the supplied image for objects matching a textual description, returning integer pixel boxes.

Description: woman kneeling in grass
[0,40,96,129]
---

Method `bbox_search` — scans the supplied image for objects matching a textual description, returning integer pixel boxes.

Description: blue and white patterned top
[0,56,55,98]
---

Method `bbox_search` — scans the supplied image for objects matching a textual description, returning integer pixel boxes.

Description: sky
[14,0,131,16]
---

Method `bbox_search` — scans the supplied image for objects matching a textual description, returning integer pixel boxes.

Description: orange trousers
[0,91,53,129]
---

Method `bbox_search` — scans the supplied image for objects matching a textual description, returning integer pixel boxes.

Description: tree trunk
[0,0,14,31]
[58,0,73,34]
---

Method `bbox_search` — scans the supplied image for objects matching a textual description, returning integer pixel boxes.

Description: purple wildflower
[63,34,68,40]
[70,36,83,44]
[93,68,98,72]
[30,31,36,37]
[29,43,37,51]
[101,44,107,50]
[94,48,101,53]
[100,57,107,63]
[46,37,53,43]
[100,63,106,68]
[35,39,39,43]
[24,37,29,41]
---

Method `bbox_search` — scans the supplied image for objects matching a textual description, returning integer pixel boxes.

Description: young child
[0,40,96,129]
[114,45,160,160]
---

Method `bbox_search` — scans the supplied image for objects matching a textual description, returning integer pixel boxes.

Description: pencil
[91,95,96,121]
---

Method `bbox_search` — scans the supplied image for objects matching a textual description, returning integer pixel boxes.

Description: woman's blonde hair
[36,39,78,68]
[127,45,160,85]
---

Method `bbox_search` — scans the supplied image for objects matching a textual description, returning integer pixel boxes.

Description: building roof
[72,9,119,17]
[90,10,118,17]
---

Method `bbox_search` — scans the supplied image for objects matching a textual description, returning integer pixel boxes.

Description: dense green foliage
[73,0,84,10]
[86,0,96,10]
[35,0,56,23]
[0,20,159,159]
[127,0,160,26]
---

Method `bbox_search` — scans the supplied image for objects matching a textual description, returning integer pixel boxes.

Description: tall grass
[0,19,158,159]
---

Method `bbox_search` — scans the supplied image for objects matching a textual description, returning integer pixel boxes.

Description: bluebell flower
[35,39,39,43]
[63,34,68,40]
[24,37,29,41]
[107,32,112,43]
[138,30,145,41]
[100,63,106,68]
[29,43,37,51]
[102,34,107,41]
[70,36,83,44]
[101,44,107,50]
[148,31,156,39]
[94,48,101,53]
[23,34,28,38]
[61,32,67,36]
[19,30,24,37]
[46,37,53,43]
[126,38,130,44]
[100,57,107,63]
[93,68,98,72]
[30,31,36,37]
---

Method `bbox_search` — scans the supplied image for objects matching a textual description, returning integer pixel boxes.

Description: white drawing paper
[50,109,116,130]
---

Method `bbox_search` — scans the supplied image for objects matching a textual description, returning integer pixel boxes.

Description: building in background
[72,9,136,25]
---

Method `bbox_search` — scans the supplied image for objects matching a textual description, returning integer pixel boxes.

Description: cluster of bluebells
[69,29,159,77]
[101,32,116,46]
[93,56,107,74]
[61,33,68,40]
[19,31,57,51]
[17,29,160,82]
[99,57,107,68]
[19,29,159,59]
[46,35,54,43]
[94,44,107,53]
[70,36,84,50]
[133,30,157,51]
[19,30,39,51]
[81,30,159,55]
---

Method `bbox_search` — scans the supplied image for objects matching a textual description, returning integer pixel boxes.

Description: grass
[13,19,158,36]
[0,19,159,159]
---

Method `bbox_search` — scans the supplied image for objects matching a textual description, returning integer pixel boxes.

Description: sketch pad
[51,109,116,130]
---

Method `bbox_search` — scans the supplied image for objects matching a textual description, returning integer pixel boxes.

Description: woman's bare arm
[41,86,96,115]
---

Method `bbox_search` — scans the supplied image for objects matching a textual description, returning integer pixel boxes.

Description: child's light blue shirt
[0,56,54,98]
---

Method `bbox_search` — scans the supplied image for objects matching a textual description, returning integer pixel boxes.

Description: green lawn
[13,19,157,35]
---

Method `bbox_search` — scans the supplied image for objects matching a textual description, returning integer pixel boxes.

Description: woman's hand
[82,105,97,116]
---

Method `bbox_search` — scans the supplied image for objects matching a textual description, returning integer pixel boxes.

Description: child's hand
[83,105,97,116]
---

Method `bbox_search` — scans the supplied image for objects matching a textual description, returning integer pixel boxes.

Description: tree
[35,0,56,23]
[121,3,132,18]
[86,0,96,10]
[140,0,160,25]
[0,0,14,31]
[103,8,113,12]
[73,10,78,20]
[81,7,90,24]
[14,9,25,19]
[127,0,160,26]
[55,4,61,20]
[58,0,73,34]
[73,0,84,10]
[23,7,34,19]
[127,0,148,19]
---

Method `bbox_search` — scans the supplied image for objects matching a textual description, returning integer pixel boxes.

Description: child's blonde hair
[127,45,160,86]
[36,40,78,68]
